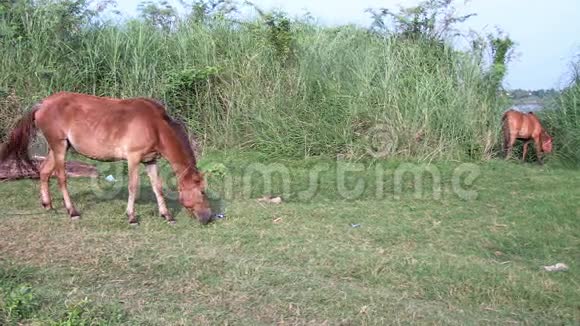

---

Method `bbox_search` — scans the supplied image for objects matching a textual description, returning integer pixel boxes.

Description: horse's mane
[140,98,199,167]
[540,129,551,141]
[166,116,198,167]
[139,98,167,110]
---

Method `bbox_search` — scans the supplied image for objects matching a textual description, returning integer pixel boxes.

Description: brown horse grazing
[502,109,553,164]
[0,92,212,225]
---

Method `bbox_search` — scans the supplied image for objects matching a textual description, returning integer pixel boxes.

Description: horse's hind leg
[52,140,80,219]
[144,161,174,224]
[39,150,55,209]
[505,135,516,160]
[503,127,509,158]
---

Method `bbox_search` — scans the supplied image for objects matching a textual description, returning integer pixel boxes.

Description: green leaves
[138,0,178,31]
[199,161,228,178]
[367,0,476,41]
[1,284,37,323]
[163,65,220,121]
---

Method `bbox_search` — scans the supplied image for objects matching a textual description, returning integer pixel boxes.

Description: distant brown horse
[502,109,553,164]
[0,92,212,225]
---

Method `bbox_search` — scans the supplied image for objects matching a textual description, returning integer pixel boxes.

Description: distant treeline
[508,89,559,100]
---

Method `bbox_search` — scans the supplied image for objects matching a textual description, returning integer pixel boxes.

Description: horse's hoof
[129,221,139,226]
[127,212,138,225]
[69,208,81,220]
[167,220,176,225]
[41,202,53,210]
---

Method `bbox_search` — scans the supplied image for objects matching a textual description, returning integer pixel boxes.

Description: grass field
[0,152,579,325]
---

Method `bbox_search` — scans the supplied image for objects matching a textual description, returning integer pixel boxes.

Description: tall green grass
[1,2,504,160]
[543,61,580,166]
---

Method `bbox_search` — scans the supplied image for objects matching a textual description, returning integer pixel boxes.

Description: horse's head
[541,131,553,153]
[178,169,212,224]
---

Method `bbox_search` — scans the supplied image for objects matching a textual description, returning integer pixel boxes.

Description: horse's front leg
[522,140,531,162]
[144,161,174,224]
[126,157,141,225]
[533,139,544,165]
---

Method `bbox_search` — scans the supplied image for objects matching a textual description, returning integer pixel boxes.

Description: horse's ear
[542,130,552,141]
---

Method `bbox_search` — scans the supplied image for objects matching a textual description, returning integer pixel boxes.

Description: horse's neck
[159,124,196,176]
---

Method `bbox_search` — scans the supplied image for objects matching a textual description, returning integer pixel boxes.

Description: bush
[543,63,580,166]
[0,284,38,323]
[0,90,22,143]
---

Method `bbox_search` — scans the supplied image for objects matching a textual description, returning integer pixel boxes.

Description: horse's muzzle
[193,209,213,225]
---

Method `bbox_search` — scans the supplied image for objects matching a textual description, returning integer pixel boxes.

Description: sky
[114,0,580,90]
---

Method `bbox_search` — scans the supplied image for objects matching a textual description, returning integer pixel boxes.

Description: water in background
[510,103,544,112]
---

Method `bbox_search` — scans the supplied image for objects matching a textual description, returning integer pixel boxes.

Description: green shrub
[544,66,580,166]
[0,284,38,324]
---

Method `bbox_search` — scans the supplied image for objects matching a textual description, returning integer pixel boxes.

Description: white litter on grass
[543,263,569,272]
[257,196,283,204]
[105,175,116,182]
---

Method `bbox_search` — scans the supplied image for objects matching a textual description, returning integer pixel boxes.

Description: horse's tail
[501,110,511,155]
[501,110,511,128]
[0,105,40,173]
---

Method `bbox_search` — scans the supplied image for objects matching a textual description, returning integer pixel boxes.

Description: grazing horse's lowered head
[539,129,553,153]
[175,166,212,224]
[166,118,213,224]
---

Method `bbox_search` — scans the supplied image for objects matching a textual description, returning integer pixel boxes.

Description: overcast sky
[114,0,580,90]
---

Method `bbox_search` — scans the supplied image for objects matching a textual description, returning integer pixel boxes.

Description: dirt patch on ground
[0,156,98,180]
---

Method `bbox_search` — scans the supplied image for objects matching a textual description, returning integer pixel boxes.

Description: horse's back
[37,92,170,127]
[35,92,169,161]
[502,109,542,139]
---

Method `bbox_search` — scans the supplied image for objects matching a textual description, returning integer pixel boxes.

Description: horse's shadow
[71,183,224,220]
[71,184,179,217]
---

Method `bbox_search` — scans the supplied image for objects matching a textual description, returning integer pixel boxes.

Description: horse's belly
[515,120,531,138]
[67,131,127,161]
[517,128,529,138]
